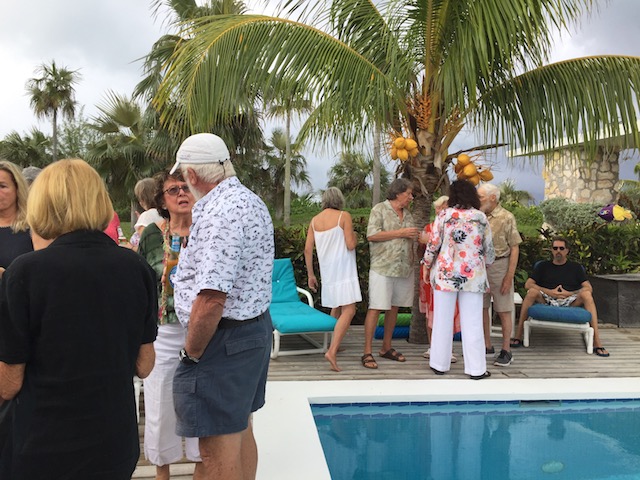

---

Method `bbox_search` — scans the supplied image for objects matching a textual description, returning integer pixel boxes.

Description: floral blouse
[423,207,495,293]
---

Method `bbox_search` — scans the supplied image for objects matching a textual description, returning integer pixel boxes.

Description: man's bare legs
[155,464,170,480]
[325,304,356,372]
[194,422,257,480]
[363,308,381,368]
[572,290,607,352]
[380,306,405,360]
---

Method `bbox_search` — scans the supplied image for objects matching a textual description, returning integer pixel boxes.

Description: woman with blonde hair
[304,187,362,372]
[0,160,32,278]
[0,159,157,479]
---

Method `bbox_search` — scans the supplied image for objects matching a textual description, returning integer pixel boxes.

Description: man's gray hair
[322,187,345,210]
[479,182,500,201]
[181,159,236,184]
[386,178,413,200]
[433,195,449,209]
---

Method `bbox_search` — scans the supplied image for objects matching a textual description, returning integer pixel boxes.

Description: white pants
[430,290,486,376]
[143,323,200,466]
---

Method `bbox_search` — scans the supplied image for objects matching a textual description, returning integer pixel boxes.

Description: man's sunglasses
[552,246,566,251]
[164,185,190,196]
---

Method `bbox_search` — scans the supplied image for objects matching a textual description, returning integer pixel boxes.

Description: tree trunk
[284,112,292,226]
[52,109,58,162]
[372,129,381,206]
[408,192,431,344]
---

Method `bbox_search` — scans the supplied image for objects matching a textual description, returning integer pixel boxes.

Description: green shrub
[503,201,543,237]
[539,198,603,230]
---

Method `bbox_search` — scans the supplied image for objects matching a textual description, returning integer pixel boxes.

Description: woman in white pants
[422,180,495,379]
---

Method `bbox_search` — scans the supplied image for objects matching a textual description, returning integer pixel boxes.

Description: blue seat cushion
[528,304,591,324]
[374,326,409,339]
[272,259,303,304]
[270,302,337,334]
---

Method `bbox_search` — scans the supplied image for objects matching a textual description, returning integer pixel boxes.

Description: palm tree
[265,82,313,225]
[0,129,52,168]
[499,179,535,206]
[152,0,640,342]
[261,128,312,220]
[26,61,80,161]
[328,151,391,208]
[86,92,173,211]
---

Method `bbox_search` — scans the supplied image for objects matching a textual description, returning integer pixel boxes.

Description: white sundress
[312,212,362,308]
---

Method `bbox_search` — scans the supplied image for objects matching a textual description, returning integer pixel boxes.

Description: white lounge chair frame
[271,287,333,359]
[523,318,594,354]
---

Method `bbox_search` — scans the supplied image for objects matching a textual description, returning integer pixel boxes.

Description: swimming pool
[253,378,640,480]
[312,399,640,480]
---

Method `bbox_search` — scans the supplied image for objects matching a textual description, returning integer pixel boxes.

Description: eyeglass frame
[163,185,191,196]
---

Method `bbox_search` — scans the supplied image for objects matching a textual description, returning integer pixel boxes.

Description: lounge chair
[270,258,337,359]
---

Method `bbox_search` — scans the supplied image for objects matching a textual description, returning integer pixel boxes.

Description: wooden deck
[132,323,640,479]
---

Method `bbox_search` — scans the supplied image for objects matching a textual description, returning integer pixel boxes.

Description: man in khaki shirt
[478,183,522,367]
[361,178,419,369]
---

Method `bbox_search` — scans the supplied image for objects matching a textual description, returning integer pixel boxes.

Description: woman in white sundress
[304,187,362,372]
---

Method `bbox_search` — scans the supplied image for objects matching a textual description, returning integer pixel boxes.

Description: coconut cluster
[390,136,419,162]
[453,154,493,186]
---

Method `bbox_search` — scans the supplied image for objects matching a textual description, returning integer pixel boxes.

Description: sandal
[470,371,492,380]
[431,367,445,376]
[361,353,378,369]
[594,347,610,357]
[510,338,523,348]
[379,348,406,362]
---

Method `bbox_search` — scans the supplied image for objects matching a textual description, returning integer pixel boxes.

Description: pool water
[312,399,640,480]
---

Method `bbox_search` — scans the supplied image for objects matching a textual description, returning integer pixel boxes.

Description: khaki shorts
[368,269,414,310]
[483,257,514,312]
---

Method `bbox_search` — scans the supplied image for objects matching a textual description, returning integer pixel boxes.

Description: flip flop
[470,371,492,380]
[594,347,610,357]
[361,353,378,369]
[379,348,406,362]
[510,338,523,348]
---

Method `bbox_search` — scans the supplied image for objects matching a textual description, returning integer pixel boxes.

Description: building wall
[542,147,620,204]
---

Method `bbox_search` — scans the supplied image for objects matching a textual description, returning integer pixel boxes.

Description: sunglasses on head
[552,246,566,251]
[164,185,190,196]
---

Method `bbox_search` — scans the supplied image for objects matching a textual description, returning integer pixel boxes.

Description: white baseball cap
[169,133,231,174]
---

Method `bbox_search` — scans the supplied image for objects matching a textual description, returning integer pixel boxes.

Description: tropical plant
[539,197,603,231]
[499,179,535,206]
[152,0,640,343]
[0,129,52,168]
[85,92,173,211]
[265,81,314,225]
[328,151,391,208]
[260,128,312,220]
[26,60,80,161]
[57,107,99,159]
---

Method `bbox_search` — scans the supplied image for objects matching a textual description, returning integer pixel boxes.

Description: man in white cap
[170,133,274,480]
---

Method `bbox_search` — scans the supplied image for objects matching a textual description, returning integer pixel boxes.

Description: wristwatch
[179,348,200,365]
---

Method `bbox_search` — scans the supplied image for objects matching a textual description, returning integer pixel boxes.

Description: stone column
[542,147,620,204]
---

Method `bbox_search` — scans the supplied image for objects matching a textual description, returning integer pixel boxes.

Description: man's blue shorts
[173,311,272,437]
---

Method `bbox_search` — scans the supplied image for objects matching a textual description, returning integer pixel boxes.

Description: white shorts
[368,270,414,310]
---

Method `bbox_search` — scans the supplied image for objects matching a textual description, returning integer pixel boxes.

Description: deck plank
[133,323,640,478]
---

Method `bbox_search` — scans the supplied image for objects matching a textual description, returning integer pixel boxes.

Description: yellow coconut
[454,162,464,174]
[468,174,481,186]
[409,147,420,157]
[397,148,409,161]
[462,163,477,178]
[457,153,471,166]
[394,137,406,149]
[390,146,398,160]
[405,138,418,150]
[479,169,494,181]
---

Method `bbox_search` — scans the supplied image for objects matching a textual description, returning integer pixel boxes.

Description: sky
[1,0,639,202]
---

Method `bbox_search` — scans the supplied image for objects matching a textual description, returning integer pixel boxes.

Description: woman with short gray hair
[304,187,362,372]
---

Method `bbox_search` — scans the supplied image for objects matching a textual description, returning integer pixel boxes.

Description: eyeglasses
[552,246,566,251]
[164,185,190,196]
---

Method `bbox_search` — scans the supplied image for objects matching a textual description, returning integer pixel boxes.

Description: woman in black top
[0,161,32,278]
[0,159,157,480]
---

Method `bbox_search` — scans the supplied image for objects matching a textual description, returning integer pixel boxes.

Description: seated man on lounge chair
[510,236,609,357]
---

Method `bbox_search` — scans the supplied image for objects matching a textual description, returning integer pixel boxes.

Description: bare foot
[325,351,341,372]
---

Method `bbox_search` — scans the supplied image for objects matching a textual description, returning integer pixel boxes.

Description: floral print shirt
[173,176,274,326]
[423,207,495,292]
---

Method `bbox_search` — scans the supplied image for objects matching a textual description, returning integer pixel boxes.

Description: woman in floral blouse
[422,180,495,380]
